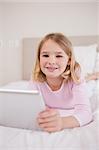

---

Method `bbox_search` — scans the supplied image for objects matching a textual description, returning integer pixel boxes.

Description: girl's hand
[37,107,63,132]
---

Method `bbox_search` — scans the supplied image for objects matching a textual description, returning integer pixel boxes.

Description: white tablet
[0,89,46,130]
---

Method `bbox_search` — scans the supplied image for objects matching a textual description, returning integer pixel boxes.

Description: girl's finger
[39,109,59,118]
[39,120,56,128]
[38,115,58,123]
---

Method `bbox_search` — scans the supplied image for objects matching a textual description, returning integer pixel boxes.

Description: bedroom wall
[98,2,99,35]
[0,2,98,85]
[2,2,97,37]
[0,4,4,85]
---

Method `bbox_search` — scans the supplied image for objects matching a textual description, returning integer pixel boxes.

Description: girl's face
[40,39,69,79]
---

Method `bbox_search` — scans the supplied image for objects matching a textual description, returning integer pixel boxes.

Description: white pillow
[73,44,97,76]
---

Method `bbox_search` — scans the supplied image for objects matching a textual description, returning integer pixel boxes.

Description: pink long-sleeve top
[28,79,93,127]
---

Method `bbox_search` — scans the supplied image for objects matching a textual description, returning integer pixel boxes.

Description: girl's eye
[42,54,49,57]
[56,55,63,58]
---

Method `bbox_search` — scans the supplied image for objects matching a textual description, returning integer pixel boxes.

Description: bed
[0,35,99,150]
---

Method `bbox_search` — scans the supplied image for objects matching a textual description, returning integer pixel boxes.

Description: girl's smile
[45,66,59,72]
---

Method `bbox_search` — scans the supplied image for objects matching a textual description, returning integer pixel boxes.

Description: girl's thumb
[46,106,50,110]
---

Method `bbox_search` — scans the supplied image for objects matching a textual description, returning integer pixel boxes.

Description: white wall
[3,2,97,37]
[97,2,99,35]
[0,2,98,85]
[0,4,4,84]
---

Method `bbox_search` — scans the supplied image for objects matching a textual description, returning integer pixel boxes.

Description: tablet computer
[0,89,46,130]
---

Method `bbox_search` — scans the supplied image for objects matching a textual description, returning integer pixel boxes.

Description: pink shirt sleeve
[72,79,93,126]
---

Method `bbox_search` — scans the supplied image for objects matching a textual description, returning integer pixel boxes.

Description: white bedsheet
[0,116,99,150]
[0,80,99,150]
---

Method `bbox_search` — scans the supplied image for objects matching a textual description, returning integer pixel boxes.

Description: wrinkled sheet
[0,118,99,150]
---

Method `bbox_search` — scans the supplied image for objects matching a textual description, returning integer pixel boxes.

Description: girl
[29,33,93,132]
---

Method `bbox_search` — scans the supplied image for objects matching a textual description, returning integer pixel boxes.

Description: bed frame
[23,35,99,80]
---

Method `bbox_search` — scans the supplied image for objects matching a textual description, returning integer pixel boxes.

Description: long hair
[32,33,81,84]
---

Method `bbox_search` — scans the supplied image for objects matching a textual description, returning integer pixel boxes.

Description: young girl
[29,33,93,132]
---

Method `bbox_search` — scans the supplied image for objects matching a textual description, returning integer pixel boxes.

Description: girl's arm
[37,108,80,132]
[37,104,92,132]
[71,79,93,127]
[62,116,80,129]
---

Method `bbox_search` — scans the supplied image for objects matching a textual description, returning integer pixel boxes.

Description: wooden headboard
[23,35,99,80]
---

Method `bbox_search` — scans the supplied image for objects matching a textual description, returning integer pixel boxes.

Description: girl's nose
[48,56,56,64]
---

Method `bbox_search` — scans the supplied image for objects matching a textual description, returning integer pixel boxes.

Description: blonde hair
[32,33,81,84]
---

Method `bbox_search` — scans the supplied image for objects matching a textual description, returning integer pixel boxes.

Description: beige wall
[0,2,98,85]
[2,2,97,37]
[0,4,4,84]
[97,2,99,35]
